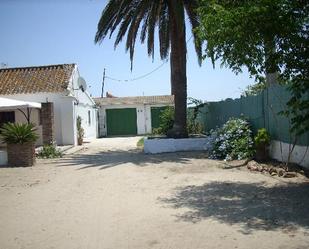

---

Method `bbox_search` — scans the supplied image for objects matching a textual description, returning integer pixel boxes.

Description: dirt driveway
[0,137,309,249]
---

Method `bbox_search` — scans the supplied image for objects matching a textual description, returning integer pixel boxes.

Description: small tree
[76,116,84,146]
[0,123,38,167]
[197,0,308,136]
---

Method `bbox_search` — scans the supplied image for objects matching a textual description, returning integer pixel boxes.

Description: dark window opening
[88,110,91,125]
[0,111,15,127]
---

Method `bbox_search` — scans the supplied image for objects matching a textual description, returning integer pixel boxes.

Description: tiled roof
[94,95,174,106]
[0,64,75,95]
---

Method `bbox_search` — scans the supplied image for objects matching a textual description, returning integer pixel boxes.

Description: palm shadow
[56,149,206,170]
[160,181,309,234]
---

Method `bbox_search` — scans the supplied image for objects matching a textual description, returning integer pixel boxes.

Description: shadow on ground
[160,181,309,234]
[56,149,207,170]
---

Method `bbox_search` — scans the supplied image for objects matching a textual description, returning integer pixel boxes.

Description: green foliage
[137,137,144,148]
[197,0,309,135]
[37,144,63,159]
[187,121,204,135]
[242,82,266,97]
[152,102,205,135]
[95,1,202,67]
[187,97,205,134]
[76,116,84,140]
[152,107,174,135]
[0,123,38,144]
[254,128,270,146]
[210,118,255,161]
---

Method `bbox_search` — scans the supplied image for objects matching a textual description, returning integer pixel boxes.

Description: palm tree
[95,0,202,138]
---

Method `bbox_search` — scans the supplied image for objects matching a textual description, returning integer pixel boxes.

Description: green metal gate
[106,108,137,136]
[151,106,168,130]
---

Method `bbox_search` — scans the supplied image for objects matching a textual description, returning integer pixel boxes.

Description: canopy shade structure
[0,97,41,111]
[0,97,41,124]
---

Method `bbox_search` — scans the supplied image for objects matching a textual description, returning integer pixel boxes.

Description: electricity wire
[105,35,194,82]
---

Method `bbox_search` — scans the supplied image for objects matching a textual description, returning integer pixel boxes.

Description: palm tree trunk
[167,0,188,138]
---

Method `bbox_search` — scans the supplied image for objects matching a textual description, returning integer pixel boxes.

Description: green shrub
[137,137,144,147]
[187,98,204,134]
[37,144,63,159]
[152,105,205,135]
[254,128,270,146]
[187,118,204,134]
[77,116,84,144]
[152,107,174,135]
[0,123,38,144]
[210,118,255,161]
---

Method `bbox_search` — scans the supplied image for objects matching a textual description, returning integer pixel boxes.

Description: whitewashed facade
[0,64,97,146]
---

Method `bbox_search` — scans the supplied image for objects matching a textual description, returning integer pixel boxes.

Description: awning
[0,97,41,111]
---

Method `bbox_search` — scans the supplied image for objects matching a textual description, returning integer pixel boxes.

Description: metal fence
[197,84,309,146]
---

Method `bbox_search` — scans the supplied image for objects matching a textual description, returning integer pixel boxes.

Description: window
[0,111,15,127]
[88,110,91,125]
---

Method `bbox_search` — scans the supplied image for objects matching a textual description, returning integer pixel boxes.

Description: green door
[106,108,137,136]
[151,106,168,130]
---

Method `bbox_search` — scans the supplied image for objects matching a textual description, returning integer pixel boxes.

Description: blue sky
[0,0,255,101]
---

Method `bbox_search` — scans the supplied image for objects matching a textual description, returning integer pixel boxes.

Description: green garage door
[106,108,137,136]
[151,106,168,130]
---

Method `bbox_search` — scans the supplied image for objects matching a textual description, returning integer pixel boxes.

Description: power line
[105,35,194,83]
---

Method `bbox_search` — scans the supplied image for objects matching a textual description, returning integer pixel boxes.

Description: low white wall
[270,140,309,169]
[144,137,212,154]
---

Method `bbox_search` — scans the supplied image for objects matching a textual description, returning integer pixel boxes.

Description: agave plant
[0,123,38,144]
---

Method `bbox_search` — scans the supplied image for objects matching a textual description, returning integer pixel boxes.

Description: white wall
[69,65,98,141]
[0,65,98,146]
[270,140,309,169]
[1,93,69,145]
[76,104,98,140]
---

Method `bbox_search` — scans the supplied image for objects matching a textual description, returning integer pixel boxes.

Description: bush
[77,116,84,145]
[153,104,205,136]
[187,118,204,134]
[210,118,254,161]
[254,128,270,146]
[37,143,63,159]
[187,97,205,134]
[0,122,38,144]
[137,137,144,147]
[152,107,174,135]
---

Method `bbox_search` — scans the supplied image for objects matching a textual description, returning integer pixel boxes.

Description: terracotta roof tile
[94,95,174,106]
[0,64,75,95]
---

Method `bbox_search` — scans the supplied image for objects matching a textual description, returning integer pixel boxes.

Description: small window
[39,109,42,125]
[88,110,91,125]
[0,111,15,127]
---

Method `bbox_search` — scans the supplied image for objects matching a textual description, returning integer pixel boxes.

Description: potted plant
[0,123,38,167]
[254,128,270,162]
[76,116,84,146]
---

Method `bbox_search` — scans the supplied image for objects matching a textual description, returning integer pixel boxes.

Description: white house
[94,95,174,137]
[0,63,97,146]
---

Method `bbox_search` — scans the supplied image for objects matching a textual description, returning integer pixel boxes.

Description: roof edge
[0,63,77,71]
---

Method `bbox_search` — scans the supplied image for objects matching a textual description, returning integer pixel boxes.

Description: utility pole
[101,68,106,98]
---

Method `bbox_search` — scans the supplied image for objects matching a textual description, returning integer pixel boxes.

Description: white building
[94,95,174,137]
[0,63,97,146]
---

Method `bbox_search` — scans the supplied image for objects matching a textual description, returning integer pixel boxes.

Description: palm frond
[184,0,203,65]
[95,0,202,66]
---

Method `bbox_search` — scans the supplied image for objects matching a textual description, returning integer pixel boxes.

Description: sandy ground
[0,137,309,249]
